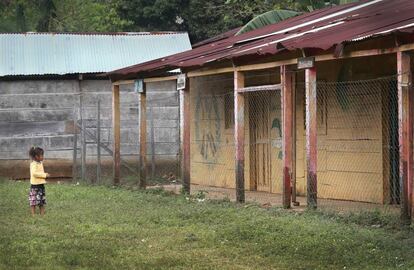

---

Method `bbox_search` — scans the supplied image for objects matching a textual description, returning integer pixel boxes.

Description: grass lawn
[1,180,414,270]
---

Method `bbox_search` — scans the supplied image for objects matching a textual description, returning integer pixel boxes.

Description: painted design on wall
[271,117,283,160]
[271,118,282,137]
[195,92,221,162]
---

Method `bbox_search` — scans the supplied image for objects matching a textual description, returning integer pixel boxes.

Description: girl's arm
[33,172,48,178]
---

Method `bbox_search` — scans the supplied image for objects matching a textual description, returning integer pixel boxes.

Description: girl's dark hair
[29,146,44,159]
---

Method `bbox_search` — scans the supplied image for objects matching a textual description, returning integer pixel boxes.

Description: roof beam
[112,79,135,86]
[144,75,178,83]
[187,67,234,78]
[184,43,414,78]
[112,75,178,86]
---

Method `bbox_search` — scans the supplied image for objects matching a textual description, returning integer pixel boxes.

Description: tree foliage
[0,0,353,42]
[0,0,131,32]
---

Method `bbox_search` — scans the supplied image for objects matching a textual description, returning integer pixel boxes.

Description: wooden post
[150,106,156,179]
[139,86,147,189]
[292,76,298,206]
[305,67,317,209]
[72,107,78,183]
[96,100,101,185]
[281,66,295,208]
[180,76,191,194]
[397,51,413,223]
[234,71,245,203]
[79,78,86,183]
[112,84,121,185]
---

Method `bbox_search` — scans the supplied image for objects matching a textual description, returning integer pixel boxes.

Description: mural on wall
[195,92,221,162]
[271,96,283,159]
[271,117,283,160]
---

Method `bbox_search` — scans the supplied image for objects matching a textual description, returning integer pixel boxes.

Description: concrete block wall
[0,79,180,179]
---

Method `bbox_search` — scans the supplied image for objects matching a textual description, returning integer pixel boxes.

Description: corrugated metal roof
[0,32,191,76]
[192,27,241,48]
[110,0,414,78]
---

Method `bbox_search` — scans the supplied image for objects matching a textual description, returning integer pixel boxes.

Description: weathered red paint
[180,76,191,194]
[281,65,295,208]
[397,51,413,223]
[139,89,147,189]
[112,84,121,185]
[305,67,317,209]
[234,71,245,203]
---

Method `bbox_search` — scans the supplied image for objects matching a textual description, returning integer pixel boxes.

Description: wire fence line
[186,72,405,217]
[72,91,181,187]
[70,72,409,219]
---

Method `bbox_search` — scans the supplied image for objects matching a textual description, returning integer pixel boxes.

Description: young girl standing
[29,147,49,216]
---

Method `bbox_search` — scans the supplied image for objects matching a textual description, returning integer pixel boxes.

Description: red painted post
[234,71,245,203]
[112,84,121,185]
[397,51,413,223]
[281,66,295,208]
[139,87,147,189]
[180,76,191,194]
[305,68,317,209]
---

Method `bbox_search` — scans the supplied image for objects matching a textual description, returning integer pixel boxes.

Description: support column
[139,86,147,189]
[305,68,317,209]
[397,51,413,223]
[96,100,101,184]
[281,66,295,208]
[180,76,191,194]
[112,84,121,185]
[234,71,245,203]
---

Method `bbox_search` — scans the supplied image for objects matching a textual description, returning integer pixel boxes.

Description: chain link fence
[188,72,402,217]
[70,72,404,218]
[72,84,181,187]
[312,76,400,215]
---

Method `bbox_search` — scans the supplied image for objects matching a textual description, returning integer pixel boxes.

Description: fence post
[112,84,121,185]
[96,100,101,185]
[234,71,245,203]
[397,51,413,223]
[150,106,156,179]
[180,76,191,194]
[72,107,78,183]
[139,85,147,189]
[78,78,87,183]
[281,66,295,208]
[305,67,317,209]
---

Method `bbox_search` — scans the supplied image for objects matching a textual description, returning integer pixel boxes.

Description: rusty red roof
[191,27,241,48]
[110,0,414,78]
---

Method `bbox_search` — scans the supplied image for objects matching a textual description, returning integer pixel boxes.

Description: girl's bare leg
[39,206,45,216]
[30,206,36,216]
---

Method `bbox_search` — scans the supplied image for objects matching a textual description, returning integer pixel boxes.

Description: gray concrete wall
[0,79,180,179]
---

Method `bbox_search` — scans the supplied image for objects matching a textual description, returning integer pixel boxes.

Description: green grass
[1,180,414,270]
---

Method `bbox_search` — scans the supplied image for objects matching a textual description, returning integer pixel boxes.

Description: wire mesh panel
[246,91,283,195]
[72,82,182,187]
[190,75,236,191]
[189,71,285,205]
[145,93,181,186]
[71,72,404,219]
[298,76,400,214]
